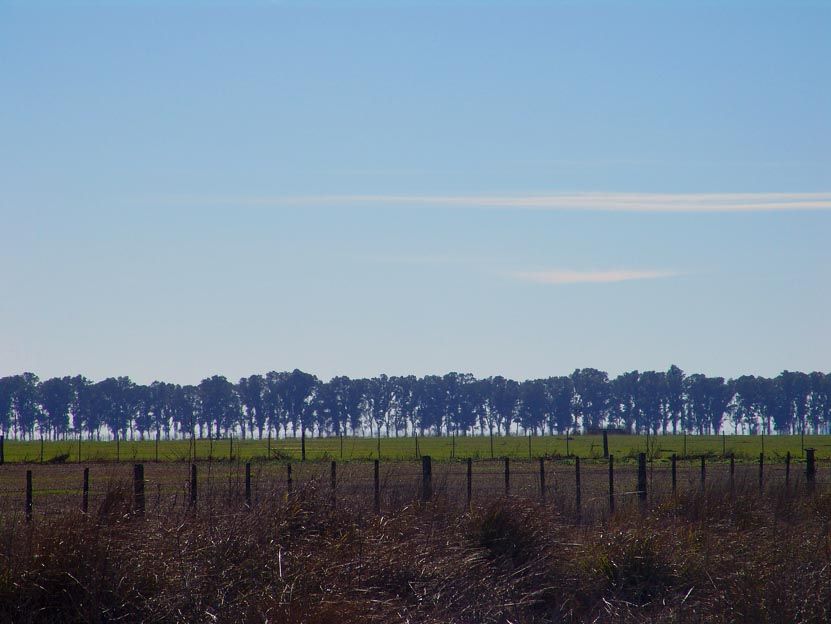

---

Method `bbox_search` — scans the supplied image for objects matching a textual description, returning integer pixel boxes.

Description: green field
[3,433,830,464]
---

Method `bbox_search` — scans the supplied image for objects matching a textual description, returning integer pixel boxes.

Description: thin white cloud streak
[165,192,831,213]
[510,269,680,285]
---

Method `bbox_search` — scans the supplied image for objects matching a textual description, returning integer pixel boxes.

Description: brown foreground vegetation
[0,463,829,623]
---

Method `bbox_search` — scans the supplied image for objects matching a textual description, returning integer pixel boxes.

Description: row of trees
[0,367,829,441]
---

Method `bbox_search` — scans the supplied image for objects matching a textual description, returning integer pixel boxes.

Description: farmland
[0,453,829,622]
[3,433,831,464]
[1,435,830,622]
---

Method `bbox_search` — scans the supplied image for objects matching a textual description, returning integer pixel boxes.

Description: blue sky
[1,0,829,384]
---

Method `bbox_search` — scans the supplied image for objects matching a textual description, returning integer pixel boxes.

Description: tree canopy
[0,367,828,440]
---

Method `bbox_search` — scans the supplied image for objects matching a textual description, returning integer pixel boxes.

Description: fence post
[286,463,293,495]
[729,454,735,490]
[671,453,677,495]
[699,456,706,488]
[82,467,89,513]
[0,433,4,465]
[758,453,764,493]
[504,457,510,496]
[330,460,337,506]
[608,454,615,513]
[785,451,791,490]
[575,457,581,518]
[421,455,432,501]
[133,464,144,516]
[806,448,816,490]
[25,470,32,522]
[191,464,197,506]
[466,458,472,510]
[245,462,252,508]
[539,457,545,502]
[229,436,233,461]
[602,430,609,459]
[637,452,647,505]
[116,432,120,463]
[155,431,160,463]
[374,459,380,514]
[78,433,81,464]
[301,429,306,462]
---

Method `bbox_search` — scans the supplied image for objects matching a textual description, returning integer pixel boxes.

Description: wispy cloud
[509,269,680,285]
[164,192,831,213]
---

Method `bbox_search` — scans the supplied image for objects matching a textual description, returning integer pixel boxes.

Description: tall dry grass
[0,471,829,623]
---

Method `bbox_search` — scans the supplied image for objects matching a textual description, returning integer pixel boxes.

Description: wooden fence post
[539,458,545,502]
[671,453,677,495]
[330,461,337,506]
[575,457,581,518]
[806,448,816,490]
[82,467,89,513]
[466,458,472,510]
[191,464,197,506]
[229,436,233,462]
[25,470,32,522]
[729,454,735,491]
[301,429,306,462]
[245,462,252,508]
[421,456,432,501]
[116,432,120,463]
[0,434,4,465]
[78,433,82,464]
[602,430,609,459]
[637,452,647,505]
[608,454,615,513]
[155,431,160,463]
[504,457,510,496]
[700,456,706,488]
[287,463,293,495]
[374,459,380,514]
[133,464,144,516]
[758,452,764,493]
[785,451,791,490]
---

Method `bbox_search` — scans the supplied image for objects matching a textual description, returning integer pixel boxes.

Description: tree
[0,377,15,435]
[543,376,574,434]
[665,365,685,434]
[198,376,241,437]
[283,369,318,438]
[238,374,267,439]
[637,371,666,434]
[487,376,519,436]
[517,380,547,434]
[39,377,75,439]
[571,368,610,432]
[10,373,41,439]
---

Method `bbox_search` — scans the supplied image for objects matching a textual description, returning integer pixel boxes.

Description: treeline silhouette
[0,367,829,441]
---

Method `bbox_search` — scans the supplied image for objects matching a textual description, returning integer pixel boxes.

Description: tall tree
[39,377,75,439]
[571,368,610,432]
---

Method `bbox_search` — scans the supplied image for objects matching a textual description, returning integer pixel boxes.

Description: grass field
[0,456,829,622]
[3,433,831,464]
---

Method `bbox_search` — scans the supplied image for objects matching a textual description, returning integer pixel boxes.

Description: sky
[1,0,829,385]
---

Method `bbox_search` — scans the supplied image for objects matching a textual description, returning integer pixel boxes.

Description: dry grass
[0,470,829,623]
